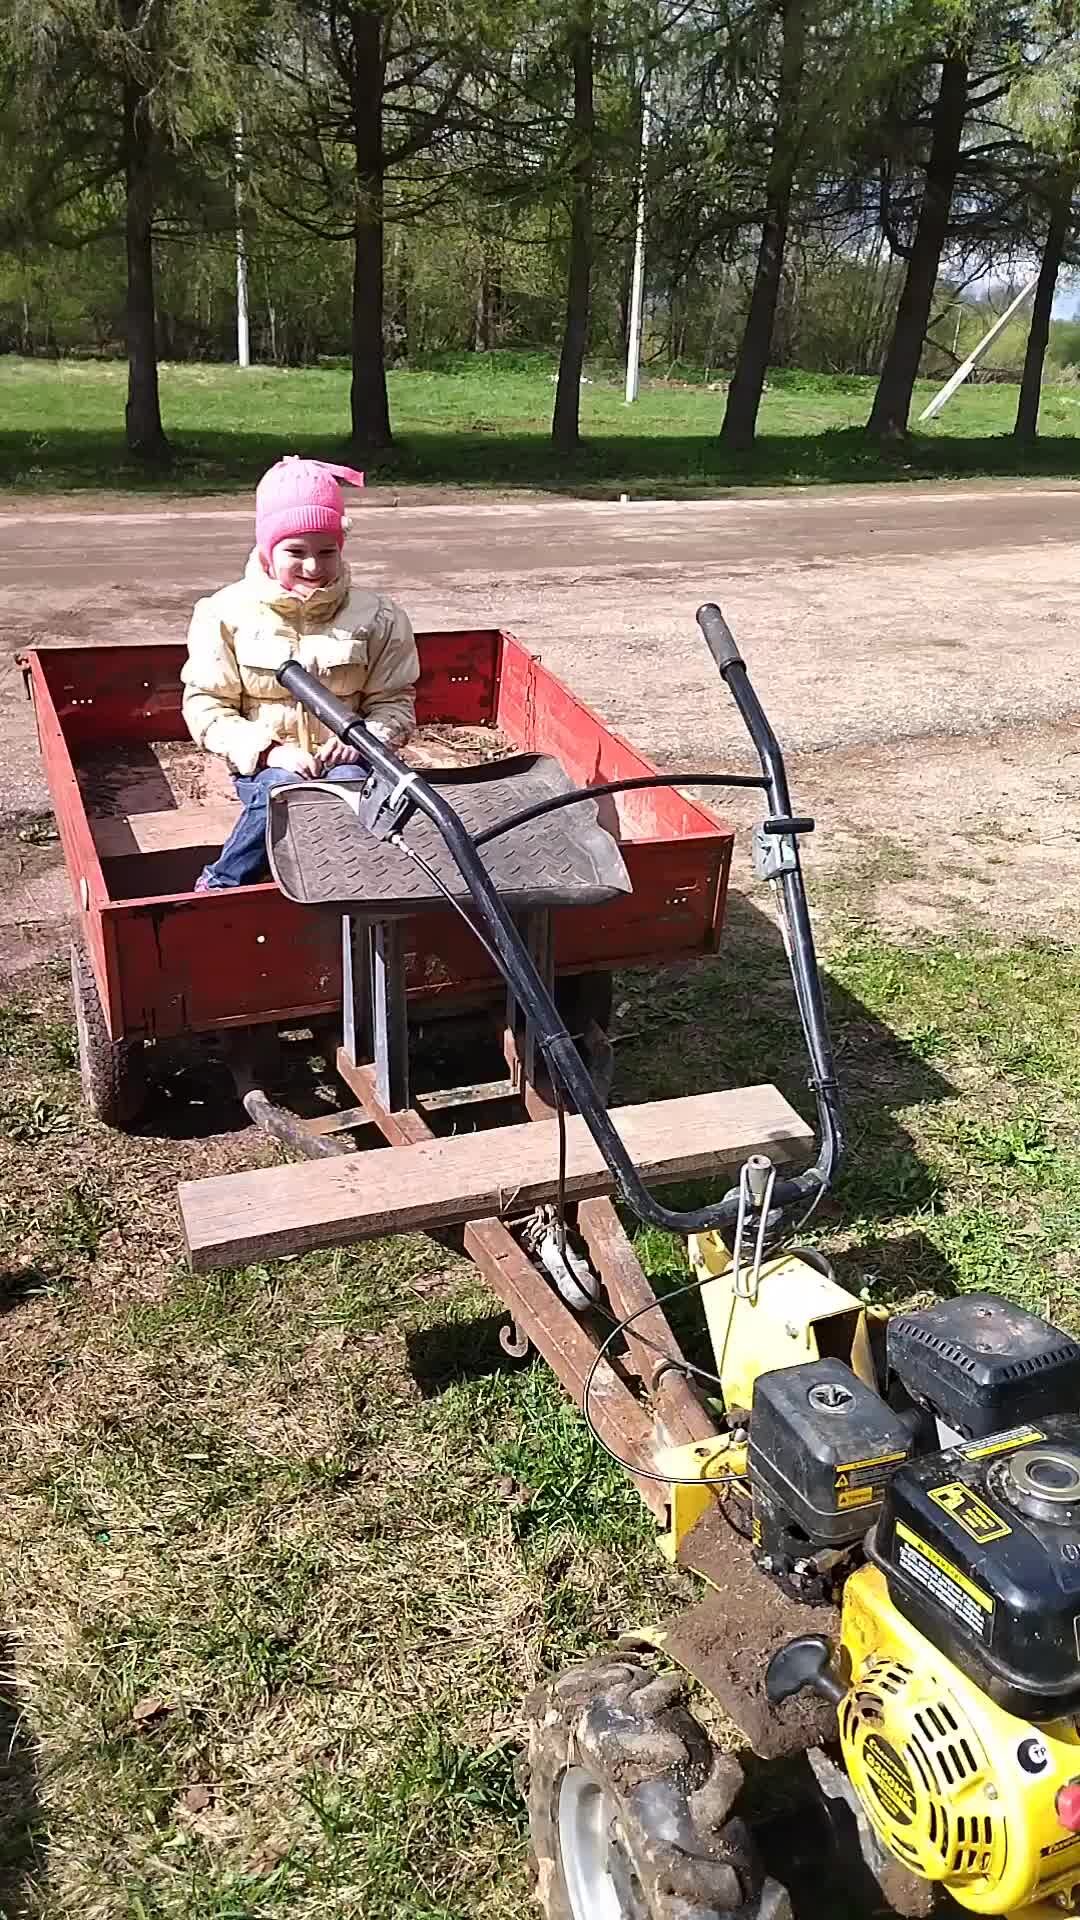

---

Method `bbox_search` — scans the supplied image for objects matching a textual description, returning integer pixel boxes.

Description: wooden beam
[335,1051,434,1147]
[180,1085,812,1271]
[465,1215,668,1520]
[301,1105,374,1138]
[577,1196,716,1446]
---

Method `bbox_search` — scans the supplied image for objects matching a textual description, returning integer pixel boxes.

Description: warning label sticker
[927,1481,1012,1544]
[895,1522,995,1642]
[838,1486,875,1510]
[961,1425,1045,1461]
[862,1733,917,1827]
[834,1450,906,1510]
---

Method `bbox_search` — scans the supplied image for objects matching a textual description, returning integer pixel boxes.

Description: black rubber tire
[758,1749,936,1920]
[70,941,146,1129]
[521,1658,793,1920]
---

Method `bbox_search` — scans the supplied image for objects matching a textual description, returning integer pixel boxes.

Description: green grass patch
[2,353,1080,496]
[3,923,1080,1912]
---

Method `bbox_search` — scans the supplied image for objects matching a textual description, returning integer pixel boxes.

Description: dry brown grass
[0,964,681,1918]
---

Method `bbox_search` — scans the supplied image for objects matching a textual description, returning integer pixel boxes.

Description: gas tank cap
[992,1444,1080,1523]
[808,1381,856,1415]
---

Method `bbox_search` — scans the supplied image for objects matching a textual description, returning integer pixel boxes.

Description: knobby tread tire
[521,1658,793,1920]
[70,941,146,1129]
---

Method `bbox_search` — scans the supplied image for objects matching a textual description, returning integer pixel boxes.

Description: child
[181,457,419,891]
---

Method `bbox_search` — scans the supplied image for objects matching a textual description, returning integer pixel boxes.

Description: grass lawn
[3,353,1080,496]
[3,912,1080,1915]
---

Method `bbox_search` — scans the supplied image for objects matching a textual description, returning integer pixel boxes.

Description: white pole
[918,271,1039,422]
[235,117,250,369]
[624,76,652,404]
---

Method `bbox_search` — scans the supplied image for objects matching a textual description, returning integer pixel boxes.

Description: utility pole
[624,75,652,404]
[918,273,1038,422]
[235,117,250,369]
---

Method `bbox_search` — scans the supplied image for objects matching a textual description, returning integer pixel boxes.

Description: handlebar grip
[696,602,744,674]
[277,660,361,740]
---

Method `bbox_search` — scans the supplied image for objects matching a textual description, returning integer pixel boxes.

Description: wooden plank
[416,1077,515,1114]
[577,1196,716,1445]
[334,1052,433,1147]
[180,1084,812,1270]
[302,1105,373,1137]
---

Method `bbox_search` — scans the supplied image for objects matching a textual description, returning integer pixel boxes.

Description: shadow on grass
[406,1313,515,1398]
[3,423,1080,496]
[0,1636,45,1916]
[616,890,955,1231]
[0,1269,55,1310]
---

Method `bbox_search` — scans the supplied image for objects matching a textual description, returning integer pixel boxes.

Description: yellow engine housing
[838,1564,1080,1916]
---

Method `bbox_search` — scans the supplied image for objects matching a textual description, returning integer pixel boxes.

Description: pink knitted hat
[255,457,365,562]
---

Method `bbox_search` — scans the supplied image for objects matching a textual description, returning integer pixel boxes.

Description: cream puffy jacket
[181,551,419,777]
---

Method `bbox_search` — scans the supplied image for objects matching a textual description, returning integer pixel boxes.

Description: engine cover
[887,1293,1080,1440]
[839,1561,1080,1913]
[749,1356,912,1551]
[871,1416,1080,1720]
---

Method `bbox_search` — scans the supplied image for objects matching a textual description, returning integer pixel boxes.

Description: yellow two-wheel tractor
[273,611,1080,1919]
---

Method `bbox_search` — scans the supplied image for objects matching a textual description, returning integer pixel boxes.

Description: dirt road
[3,480,1080,964]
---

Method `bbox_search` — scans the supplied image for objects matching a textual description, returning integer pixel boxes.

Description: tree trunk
[474,267,485,351]
[866,48,969,440]
[474,250,499,352]
[1014,186,1073,443]
[121,63,169,460]
[349,9,392,452]
[719,0,806,452]
[552,2,595,453]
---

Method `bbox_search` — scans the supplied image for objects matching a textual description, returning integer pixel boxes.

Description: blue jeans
[200,764,370,889]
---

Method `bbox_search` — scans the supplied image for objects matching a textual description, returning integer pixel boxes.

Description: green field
[3,353,1080,495]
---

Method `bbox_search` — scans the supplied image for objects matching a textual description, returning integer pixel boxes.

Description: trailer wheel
[521,1658,793,1920]
[70,942,146,1128]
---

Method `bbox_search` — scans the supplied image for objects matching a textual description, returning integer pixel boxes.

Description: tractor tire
[521,1658,793,1920]
[70,941,146,1129]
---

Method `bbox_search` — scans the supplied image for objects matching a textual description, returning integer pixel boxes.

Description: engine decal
[895,1521,995,1642]
[1041,1833,1080,1859]
[1017,1734,1051,1775]
[834,1451,907,1510]
[961,1425,1045,1461]
[861,1733,917,1827]
[927,1481,1013,1544]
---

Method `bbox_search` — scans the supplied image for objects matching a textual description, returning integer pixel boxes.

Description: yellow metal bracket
[653,1435,748,1563]
[689,1233,885,1411]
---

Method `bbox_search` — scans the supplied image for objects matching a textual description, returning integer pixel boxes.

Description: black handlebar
[277,605,842,1238]
[695,601,744,674]
[278,665,365,740]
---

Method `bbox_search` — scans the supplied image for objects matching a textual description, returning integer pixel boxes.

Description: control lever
[766,1635,848,1708]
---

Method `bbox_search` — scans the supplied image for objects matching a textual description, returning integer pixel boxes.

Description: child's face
[270,534,341,597]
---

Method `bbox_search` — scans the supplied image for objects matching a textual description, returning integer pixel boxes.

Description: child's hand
[266,743,318,777]
[317,740,364,771]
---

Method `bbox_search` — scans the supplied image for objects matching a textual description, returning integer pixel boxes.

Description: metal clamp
[753,824,797,881]
[357,769,419,842]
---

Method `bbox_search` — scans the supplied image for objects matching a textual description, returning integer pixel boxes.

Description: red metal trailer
[21,628,733,1124]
